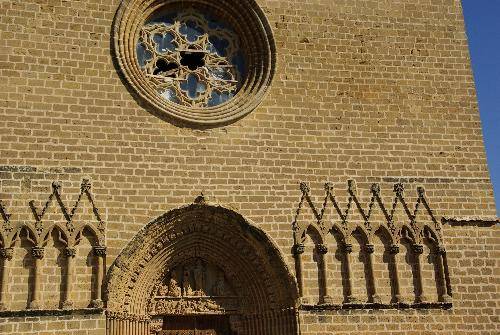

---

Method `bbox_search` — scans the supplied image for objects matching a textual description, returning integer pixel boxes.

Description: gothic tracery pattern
[137,9,245,108]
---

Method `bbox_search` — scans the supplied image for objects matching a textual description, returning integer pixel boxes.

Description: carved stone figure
[193,259,205,296]
[167,276,182,297]
[159,271,182,297]
[182,268,193,296]
[212,271,225,296]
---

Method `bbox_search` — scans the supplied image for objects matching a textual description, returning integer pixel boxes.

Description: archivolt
[106,203,299,335]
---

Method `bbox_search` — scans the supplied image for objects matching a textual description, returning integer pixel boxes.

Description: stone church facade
[0,0,498,334]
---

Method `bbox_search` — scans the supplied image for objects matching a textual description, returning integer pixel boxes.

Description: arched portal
[106,203,299,335]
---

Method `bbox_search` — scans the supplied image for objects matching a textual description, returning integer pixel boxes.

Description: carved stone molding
[31,247,45,260]
[316,244,328,255]
[93,246,107,257]
[113,0,276,127]
[293,181,444,248]
[343,244,353,254]
[64,247,77,258]
[106,203,299,335]
[364,244,375,254]
[412,244,424,255]
[389,244,400,255]
[442,216,499,227]
[0,179,107,314]
[292,243,305,256]
[0,248,13,261]
[292,181,453,309]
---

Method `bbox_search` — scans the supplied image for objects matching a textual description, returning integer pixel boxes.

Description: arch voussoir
[106,203,298,335]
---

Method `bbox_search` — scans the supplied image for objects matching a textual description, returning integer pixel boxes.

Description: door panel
[161,315,233,335]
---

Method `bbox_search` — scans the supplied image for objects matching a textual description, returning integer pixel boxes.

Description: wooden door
[161,315,234,335]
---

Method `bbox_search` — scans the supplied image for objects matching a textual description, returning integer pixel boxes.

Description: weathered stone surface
[0,0,498,334]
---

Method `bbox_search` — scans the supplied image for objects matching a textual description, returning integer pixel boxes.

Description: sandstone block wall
[0,0,498,334]
[0,313,106,335]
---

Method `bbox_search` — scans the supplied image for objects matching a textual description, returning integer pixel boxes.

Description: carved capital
[65,247,77,258]
[32,247,45,259]
[412,244,424,255]
[316,244,328,255]
[343,244,353,254]
[93,246,107,257]
[293,243,305,256]
[364,244,375,254]
[436,246,446,255]
[0,247,14,260]
[389,244,399,255]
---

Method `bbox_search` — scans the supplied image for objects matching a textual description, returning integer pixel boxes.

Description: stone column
[412,244,427,303]
[364,244,381,303]
[343,243,356,304]
[0,247,13,310]
[292,243,306,304]
[389,244,402,304]
[316,244,334,304]
[91,246,106,308]
[436,246,452,303]
[29,246,44,309]
[62,247,77,309]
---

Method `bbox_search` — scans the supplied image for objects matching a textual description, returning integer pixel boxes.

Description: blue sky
[462,1,500,215]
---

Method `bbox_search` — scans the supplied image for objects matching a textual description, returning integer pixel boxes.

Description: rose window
[114,0,275,126]
[136,10,246,108]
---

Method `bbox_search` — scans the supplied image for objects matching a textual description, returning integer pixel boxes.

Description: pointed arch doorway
[106,203,299,335]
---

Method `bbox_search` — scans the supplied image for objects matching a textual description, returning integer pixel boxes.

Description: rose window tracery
[137,10,246,108]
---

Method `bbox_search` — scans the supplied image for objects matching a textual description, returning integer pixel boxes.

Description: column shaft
[437,247,452,303]
[412,244,426,303]
[0,248,13,310]
[63,247,76,309]
[91,246,106,308]
[317,244,333,304]
[29,247,44,309]
[343,244,356,303]
[389,244,402,304]
[364,244,381,303]
[293,244,306,304]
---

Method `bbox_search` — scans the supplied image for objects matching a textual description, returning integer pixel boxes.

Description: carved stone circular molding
[114,0,276,126]
[105,204,299,334]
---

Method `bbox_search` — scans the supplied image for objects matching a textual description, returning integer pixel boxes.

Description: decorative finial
[371,183,381,196]
[394,183,405,197]
[348,180,357,194]
[299,182,310,195]
[52,181,62,193]
[194,192,206,205]
[324,182,333,191]
[81,179,91,193]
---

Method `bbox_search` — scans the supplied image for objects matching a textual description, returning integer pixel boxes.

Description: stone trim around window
[113,0,276,127]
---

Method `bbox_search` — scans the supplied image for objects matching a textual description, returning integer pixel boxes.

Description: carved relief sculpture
[150,258,239,318]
